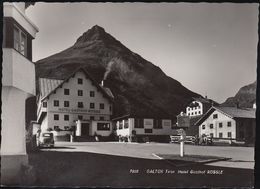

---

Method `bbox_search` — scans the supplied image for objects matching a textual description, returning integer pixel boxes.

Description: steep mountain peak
[75,25,113,45]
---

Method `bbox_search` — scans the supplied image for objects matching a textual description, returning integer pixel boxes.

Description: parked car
[36,132,54,148]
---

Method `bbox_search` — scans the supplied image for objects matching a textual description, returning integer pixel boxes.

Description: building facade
[196,106,255,143]
[185,97,219,117]
[176,97,219,136]
[1,2,39,184]
[37,68,114,140]
[113,115,174,142]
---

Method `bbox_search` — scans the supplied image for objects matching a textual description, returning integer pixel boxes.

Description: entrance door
[81,123,89,136]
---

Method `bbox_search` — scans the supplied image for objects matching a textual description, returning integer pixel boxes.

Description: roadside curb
[152,154,231,168]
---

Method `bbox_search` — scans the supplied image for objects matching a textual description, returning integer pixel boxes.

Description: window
[202,125,205,129]
[100,116,104,121]
[119,121,123,129]
[219,133,223,138]
[124,119,129,128]
[90,116,95,120]
[14,25,27,56]
[210,133,214,138]
[54,126,60,131]
[100,103,105,109]
[78,78,83,84]
[64,101,69,107]
[78,90,83,96]
[219,122,223,128]
[228,132,232,138]
[90,103,95,109]
[210,124,213,129]
[64,115,69,121]
[227,121,232,127]
[198,111,201,115]
[43,102,47,107]
[153,119,162,129]
[144,129,153,133]
[90,91,95,97]
[213,114,218,119]
[64,89,70,95]
[97,123,110,131]
[134,118,144,128]
[54,100,59,107]
[78,115,83,120]
[78,102,83,108]
[54,114,59,120]
[64,126,70,130]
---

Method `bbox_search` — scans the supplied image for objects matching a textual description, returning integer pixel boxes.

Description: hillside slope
[36,25,200,118]
[222,81,256,108]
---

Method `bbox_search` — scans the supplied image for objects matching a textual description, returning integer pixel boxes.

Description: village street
[42,141,254,169]
[27,142,254,187]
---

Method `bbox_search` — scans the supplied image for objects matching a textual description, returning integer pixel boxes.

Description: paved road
[42,141,254,169]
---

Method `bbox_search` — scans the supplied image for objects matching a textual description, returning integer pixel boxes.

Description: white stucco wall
[90,121,112,136]
[199,109,236,139]
[186,101,203,117]
[3,48,35,95]
[1,87,31,155]
[4,2,39,38]
[116,118,174,136]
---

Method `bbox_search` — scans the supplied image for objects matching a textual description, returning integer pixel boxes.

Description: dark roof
[112,114,174,121]
[40,67,114,102]
[192,97,219,105]
[195,106,255,126]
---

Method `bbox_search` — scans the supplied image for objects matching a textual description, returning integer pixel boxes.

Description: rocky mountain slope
[222,81,256,108]
[35,25,200,118]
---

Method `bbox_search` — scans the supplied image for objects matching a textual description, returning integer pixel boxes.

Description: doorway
[81,123,90,136]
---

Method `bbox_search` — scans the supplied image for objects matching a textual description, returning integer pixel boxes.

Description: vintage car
[36,132,55,148]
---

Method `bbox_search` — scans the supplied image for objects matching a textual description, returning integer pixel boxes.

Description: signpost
[177,129,186,157]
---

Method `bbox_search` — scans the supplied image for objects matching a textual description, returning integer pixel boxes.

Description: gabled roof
[195,106,256,126]
[39,78,63,100]
[40,67,114,102]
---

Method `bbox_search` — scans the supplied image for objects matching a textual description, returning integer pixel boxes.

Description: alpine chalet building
[37,68,114,140]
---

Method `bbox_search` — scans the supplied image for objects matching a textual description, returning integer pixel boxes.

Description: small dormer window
[14,25,27,56]
[78,78,83,84]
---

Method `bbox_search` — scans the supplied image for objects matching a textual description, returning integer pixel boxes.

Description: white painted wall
[116,118,174,136]
[1,87,31,155]
[3,48,35,95]
[199,109,236,139]
[90,121,112,136]
[4,2,39,38]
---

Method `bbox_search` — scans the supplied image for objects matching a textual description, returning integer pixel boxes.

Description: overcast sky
[26,2,258,103]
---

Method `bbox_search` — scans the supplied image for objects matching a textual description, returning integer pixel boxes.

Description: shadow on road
[6,150,253,187]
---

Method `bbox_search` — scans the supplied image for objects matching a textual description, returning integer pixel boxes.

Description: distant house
[112,114,174,142]
[185,97,219,117]
[37,68,114,140]
[195,106,255,144]
[176,97,219,136]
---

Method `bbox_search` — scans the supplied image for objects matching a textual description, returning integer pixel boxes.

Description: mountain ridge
[222,80,256,108]
[35,25,201,118]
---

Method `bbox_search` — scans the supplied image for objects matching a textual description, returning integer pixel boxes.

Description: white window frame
[13,25,27,56]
